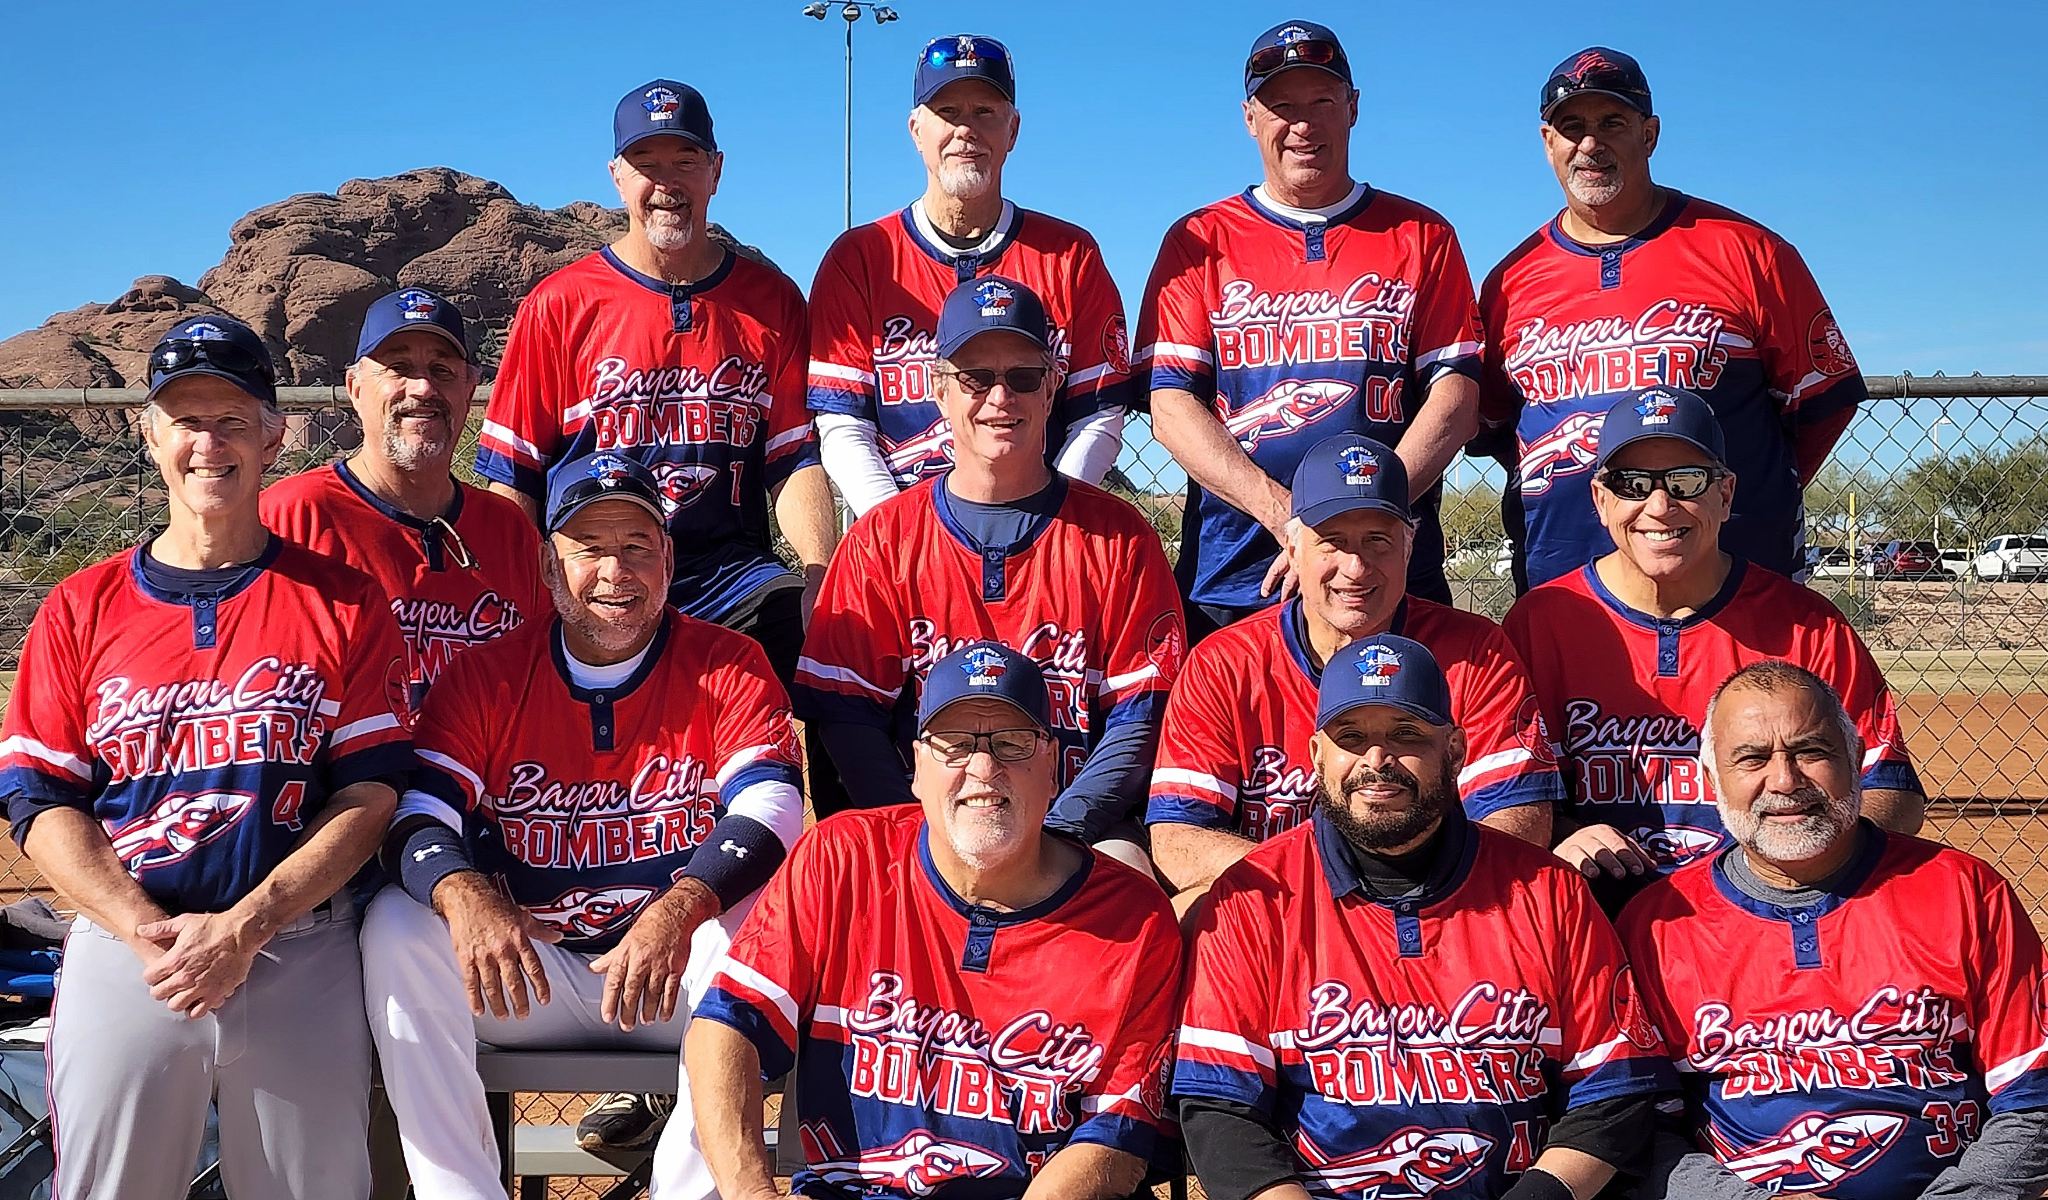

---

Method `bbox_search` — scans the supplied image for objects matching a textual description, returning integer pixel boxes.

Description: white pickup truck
[1973,535,2048,580]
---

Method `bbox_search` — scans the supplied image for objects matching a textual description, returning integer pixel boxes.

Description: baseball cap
[1592,387,1726,471]
[614,79,717,157]
[916,641,1050,733]
[1540,47,1653,120]
[1316,634,1453,729]
[544,452,667,533]
[1244,20,1353,99]
[146,315,278,409]
[355,287,470,362]
[915,35,1016,106]
[1292,434,1413,527]
[934,276,1050,360]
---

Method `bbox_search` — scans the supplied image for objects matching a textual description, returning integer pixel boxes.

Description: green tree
[1888,436,2048,549]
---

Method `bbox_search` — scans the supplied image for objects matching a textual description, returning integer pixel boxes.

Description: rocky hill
[0,167,769,388]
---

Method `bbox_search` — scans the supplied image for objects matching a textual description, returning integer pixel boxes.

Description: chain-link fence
[4,378,2047,1190]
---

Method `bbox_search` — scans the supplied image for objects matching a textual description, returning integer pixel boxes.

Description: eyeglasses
[922,36,1012,72]
[148,338,275,389]
[1247,38,1340,78]
[424,516,476,570]
[932,366,1050,396]
[918,728,1044,765]
[1598,465,1728,501]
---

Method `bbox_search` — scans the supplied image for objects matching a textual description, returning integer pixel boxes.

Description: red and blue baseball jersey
[1480,193,1867,588]
[262,461,545,709]
[1176,812,1674,1199]
[1135,187,1482,607]
[408,609,802,952]
[1146,598,1561,840]
[476,248,817,623]
[806,202,1131,484]
[1619,830,2048,1199]
[697,805,1182,1200]
[0,539,412,912]
[793,477,1183,791]
[1503,561,1919,872]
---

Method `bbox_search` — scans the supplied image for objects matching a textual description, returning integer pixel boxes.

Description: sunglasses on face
[923,36,1011,71]
[918,728,1044,765]
[933,366,1050,396]
[1248,38,1340,77]
[1598,465,1729,501]
[148,339,276,388]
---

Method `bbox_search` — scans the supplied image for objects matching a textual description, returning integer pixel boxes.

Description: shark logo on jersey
[1339,443,1381,486]
[109,790,255,872]
[1634,825,1724,867]
[1634,390,1679,425]
[396,289,438,320]
[1519,411,1604,497]
[643,87,681,118]
[1295,1128,1490,1200]
[1225,379,1358,450]
[526,884,657,939]
[1706,1112,1907,1194]
[1354,644,1402,685]
[800,1124,1008,1197]
[880,419,957,482]
[649,461,721,511]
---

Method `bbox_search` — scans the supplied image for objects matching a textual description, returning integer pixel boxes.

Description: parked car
[1806,546,1865,579]
[1973,534,2048,580]
[1873,540,1948,579]
[1939,547,1974,576]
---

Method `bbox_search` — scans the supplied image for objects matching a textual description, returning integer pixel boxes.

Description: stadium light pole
[803,2,900,230]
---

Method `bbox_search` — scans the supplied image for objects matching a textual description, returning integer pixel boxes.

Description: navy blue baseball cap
[1593,387,1726,471]
[146,315,278,409]
[934,276,1051,360]
[1245,20,1353,99]
[355,287,470,362]
[1316,634,1453,729]
[1292,434,1413,527]
[915,34,1017,106]
[544,452,667,533]
[1540,47,1653,120]
[916,641,1050,732]
[615,80,717,157]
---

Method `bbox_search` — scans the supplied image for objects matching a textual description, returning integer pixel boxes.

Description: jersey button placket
[192,597,218,650]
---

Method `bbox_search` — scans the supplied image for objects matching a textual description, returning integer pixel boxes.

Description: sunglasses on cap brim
[1598,465,1728,501]
[923,37,1011,71]
[1248,39,1341,78]
[148,339,276,388]
[1544,73,1651,112]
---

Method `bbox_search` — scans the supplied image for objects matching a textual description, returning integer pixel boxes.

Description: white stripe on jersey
[1178,1025,1275,1071]
[1457,747,1534,787]
[765,425,811,456]
[0,735,94,781]
[331,712,401,749]
[1151,768,1237,802]
[1985,1036,2048,1093]
[1564,1032,1628,1074]
[396,789,465,832]
[795,657,897,701]
[1065,362,1115,388]
[480,420,542,462]
[1102,663,1160,692]
[1135,341,1215,367]
[809,361,877,387]
[1414,339,1482,371]
[717,958,799,1032]
[419,749,487,805]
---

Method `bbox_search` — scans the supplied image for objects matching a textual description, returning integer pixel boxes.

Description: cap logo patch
[396,289,438,320]
[1338,444,1380,486]
[1355,645,1402,685]
[1567,50,1619,81]
[587,453,636,485]
[1276,25,1311,44]
[962,645,1008,685]
[183,321,228,340]
[1634,391,1678,425]
[953,35,980,67]
[643,87,680,120]
[973,279,1015,317]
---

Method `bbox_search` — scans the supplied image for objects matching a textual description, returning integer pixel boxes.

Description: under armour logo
[720,839,749,858]
[411,844,446,862]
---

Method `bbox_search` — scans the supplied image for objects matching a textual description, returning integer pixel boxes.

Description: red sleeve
[407,649,496,821]
[1966,864,2048,1111]
[1172,872,1281,1114]
[1476,265,1523,431]
[1548,869,1675,1107]
[1750,234,1864,423]
[1056,237,1134,420]
[1410,222,1483,388]
[258,484,321,552]
[805,236,880,420]
[476,288,571,498]
[1445,623,1565,820]
[763,289,818,487]
[1145,641,1247,831]
[695,821,833,1079]
[1071,910,1183,1148]
[1098,516,1185,726]
[0,583,94,823]
[1134,221,1217,406]
[791,518,910,727]
[324,573,412,791]
[710,634,806,803]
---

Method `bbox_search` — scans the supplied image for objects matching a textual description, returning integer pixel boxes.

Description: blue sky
[3,0,2043,386]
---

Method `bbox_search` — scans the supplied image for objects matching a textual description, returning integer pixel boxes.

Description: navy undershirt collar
[1709,819,1887,923]
[1241,184,1377,231]
[1543,188,1689,259]
[131,534,282,605]
[1314,803,1476,906]
[598,244,737,296]
[1281,597,1410,683]
[1581,556,1750,632]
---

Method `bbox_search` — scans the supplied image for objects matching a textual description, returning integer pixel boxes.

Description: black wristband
[680,814,788,910]
[389,815,473,907]
[1500,1167,1574,1200]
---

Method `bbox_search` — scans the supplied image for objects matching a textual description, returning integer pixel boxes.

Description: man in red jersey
[690,642,1181,1200]
[1147,432,1559,911]
[1136,19,1483,637]
[1479,47,1865,591]
[796,278,1183,858]
[1,315,411,1199]
[1175,633,1673,1200]
[265,288,543,709]
[1622,662,2048,1200]
[807,33,1131,511]
[1503,389,1921,909]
